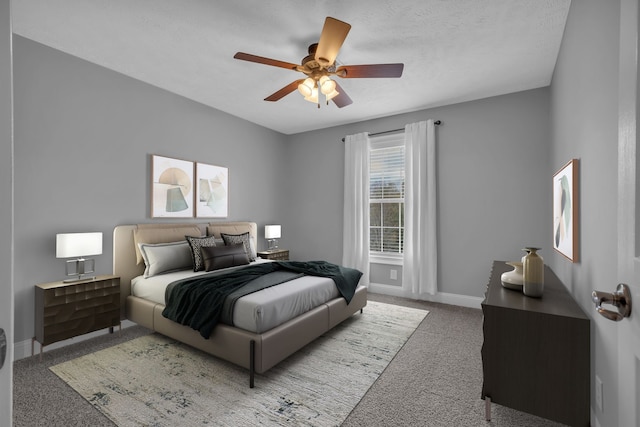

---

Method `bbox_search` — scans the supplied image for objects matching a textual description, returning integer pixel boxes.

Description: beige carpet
[49,301,428,426]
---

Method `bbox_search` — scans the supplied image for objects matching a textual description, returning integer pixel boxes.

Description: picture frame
[151,155,194,218]
[195,162,229,218]
[553,159,579,262]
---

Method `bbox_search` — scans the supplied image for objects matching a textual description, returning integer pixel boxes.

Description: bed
[113,221,367,387]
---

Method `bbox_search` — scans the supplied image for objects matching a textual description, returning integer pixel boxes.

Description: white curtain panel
[403,120,438,296]
[342,132,370,286]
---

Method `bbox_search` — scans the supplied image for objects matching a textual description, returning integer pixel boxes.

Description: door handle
[592,284,632,321]
[0,328,5,369]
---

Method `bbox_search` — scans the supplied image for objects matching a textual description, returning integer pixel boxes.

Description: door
[618,0,640,425]
[0,0,13,425]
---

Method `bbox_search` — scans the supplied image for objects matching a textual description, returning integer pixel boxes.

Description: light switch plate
[595,375,603,412]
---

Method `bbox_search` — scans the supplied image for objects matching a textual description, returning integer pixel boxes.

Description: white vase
[501,261,524,290]
[522,247,544,297]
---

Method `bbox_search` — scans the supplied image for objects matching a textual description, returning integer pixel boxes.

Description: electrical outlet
[390,269,397,280]
[595,375,603,412]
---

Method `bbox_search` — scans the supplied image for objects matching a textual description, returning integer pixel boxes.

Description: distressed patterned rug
[50,301,428,427]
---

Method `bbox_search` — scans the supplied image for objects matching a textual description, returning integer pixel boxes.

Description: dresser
[481,261,590,426]
[34,275,121,356]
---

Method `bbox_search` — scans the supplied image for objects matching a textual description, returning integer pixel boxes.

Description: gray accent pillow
[138,241,193,278]
[221,232,256,261]
[201,244,250,272]
[186,235,218,271]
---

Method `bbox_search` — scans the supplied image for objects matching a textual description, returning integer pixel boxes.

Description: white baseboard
[368,283,483,309]
[14,320,137,361]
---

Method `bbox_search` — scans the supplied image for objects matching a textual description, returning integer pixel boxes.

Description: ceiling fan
[233,17,404,108]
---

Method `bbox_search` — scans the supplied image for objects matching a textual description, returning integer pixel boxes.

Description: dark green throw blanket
[162,261,363,338]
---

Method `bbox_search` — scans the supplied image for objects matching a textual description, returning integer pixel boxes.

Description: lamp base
[63,258,96,283]
[62,275,96,283]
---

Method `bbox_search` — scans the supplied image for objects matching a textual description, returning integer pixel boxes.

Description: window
[369,134,404,258]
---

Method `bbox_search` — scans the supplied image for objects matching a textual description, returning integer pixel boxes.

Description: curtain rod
[341,120,441,142]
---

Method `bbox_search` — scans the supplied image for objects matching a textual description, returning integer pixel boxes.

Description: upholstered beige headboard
[113,221,258,317]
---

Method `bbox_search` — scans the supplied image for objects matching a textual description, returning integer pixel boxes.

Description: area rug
[50,301,428,426]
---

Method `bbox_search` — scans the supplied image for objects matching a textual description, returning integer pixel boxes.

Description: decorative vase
[501,261,523,290]
[522,247,544,297]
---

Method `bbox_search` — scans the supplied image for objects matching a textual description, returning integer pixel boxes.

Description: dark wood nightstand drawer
[257,249,289,260]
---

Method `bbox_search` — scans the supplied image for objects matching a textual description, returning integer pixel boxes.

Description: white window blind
[369,134,405,255]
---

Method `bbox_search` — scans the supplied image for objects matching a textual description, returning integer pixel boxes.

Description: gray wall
[12,36,290,343]
[549,0,620,425]
[285,88,551,298]
[0,0,14,420]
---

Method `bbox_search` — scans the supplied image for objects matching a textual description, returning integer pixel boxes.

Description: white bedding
[131,260,340,333]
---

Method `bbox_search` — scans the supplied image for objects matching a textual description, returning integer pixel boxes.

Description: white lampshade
[264,225,281,239]
[56,232,103,258]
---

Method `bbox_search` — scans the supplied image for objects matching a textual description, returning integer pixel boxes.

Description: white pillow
[249,238,257,261]
[138,241,193,278]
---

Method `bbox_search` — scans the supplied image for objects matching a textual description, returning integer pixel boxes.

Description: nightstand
[257,249,289,260]
[33,275,121,358]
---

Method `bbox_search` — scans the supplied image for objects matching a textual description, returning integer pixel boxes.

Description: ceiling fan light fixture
[297,77,315,97]
[304,87,319,103]
[319,76,336,95]
[297,84,311,97]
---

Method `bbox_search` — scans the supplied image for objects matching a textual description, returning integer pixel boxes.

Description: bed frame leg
[485,396,491,421]
[249,339,255,388]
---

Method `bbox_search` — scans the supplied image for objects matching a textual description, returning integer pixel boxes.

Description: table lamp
[264,225,281,250]
[56,232,103,282]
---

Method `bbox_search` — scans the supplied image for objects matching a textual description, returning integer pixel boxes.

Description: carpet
[50,301,428,427]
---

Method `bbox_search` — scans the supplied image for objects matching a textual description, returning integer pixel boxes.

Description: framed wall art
[151,155,194,218]
[553,159,579,262]
[196,162,229,218]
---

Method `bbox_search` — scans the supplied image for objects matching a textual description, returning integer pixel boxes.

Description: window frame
[369,133,405,264]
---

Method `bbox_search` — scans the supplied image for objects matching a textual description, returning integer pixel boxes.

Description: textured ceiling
[12,0,571,135]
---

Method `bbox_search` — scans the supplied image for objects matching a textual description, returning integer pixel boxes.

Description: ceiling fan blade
[234,52,299,71]
[264,79,305,101]
[331,82,353,108]
[315,17,351,66]
[336,63,404,78]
